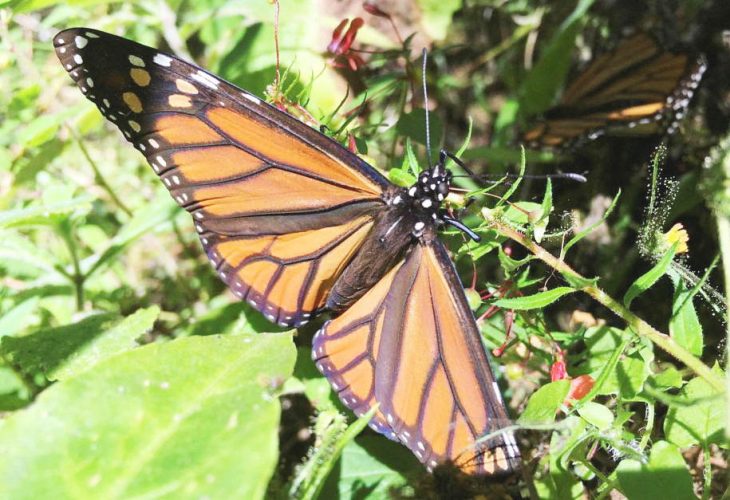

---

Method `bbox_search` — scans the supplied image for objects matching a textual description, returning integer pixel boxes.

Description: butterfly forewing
[312,234,520,474]
[54,28,390,326]
[524,33,706,149]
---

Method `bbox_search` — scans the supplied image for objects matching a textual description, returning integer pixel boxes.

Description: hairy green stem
[486,216,725,393]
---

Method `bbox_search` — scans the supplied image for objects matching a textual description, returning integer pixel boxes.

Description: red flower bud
[363,1,389,18]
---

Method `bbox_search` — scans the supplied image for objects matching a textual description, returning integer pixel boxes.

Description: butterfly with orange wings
[54,28,520,475]
[523,33,706,149]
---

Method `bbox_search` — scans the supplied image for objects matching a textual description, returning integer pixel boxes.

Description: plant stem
[485,215,725,393]
[69,128,133,217]
[58,221,84,311]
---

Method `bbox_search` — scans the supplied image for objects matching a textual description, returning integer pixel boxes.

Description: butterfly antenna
[452,171,588,183]
[421,48,433,169]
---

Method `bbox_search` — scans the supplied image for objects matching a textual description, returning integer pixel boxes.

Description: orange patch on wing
[265,261,311,313]
[171,145,262,182]
[214,237,273,268]
[237,259,279,296]
[206,107,382,195]
[324,324,370,370]
[156,115,222,145]
[391,267,438,427]
[607,102,664,119]
[425,248,488,432]
[307,222,373,307]
[341,357,374,401]
[420,368,452,457]
[194,169,370,216]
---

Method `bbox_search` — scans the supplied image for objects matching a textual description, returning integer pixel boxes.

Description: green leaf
[534,179,553,243]
[578,327,651,398]
[417,0,461,40]
[623,244,677,307]
[517,0,597,115]
[389,167,417,188]
[0,297,40,338]
[668,273,703,356]
[577,402,614,430]
[0,333,296,499]
[664,367,726,448]
[320,435,419,498]
[0,196,93,228]
[493,287,575,310]
[395,109,443,149]
[518,380,570,425]
[616,441,695,499]
[53,306,160,380]
[650,365,684,389]
[0,308,158,382]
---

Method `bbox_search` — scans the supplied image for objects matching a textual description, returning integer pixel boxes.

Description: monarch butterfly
[54,28,520,475]
[523,33,706,149]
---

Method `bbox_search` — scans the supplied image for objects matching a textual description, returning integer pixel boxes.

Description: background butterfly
[54,28,520,475]
[523,33,706,149]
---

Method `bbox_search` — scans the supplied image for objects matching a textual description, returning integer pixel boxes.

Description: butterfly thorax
[326,165,451,313]
[388,164,451,238]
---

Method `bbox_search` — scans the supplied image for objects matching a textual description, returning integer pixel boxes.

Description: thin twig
[69,127,133,217]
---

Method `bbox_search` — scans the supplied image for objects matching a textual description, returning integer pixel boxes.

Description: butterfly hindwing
[312,233,520,474]
[54,28,391,326]
[524,33,706,149]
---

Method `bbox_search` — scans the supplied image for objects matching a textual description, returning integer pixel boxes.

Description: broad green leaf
[518,380,570,425]
[53,306,160,380]
[577,402,613,430]
[0,333,296,499]
[623,245,676,307]
[669,273,703,356]
[664,367,726,448]
[320,435,419,498]
[494,287,575,310]
[1,313,116,380]
[616,441,695,499]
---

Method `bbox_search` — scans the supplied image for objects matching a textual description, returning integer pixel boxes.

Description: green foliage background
[0,0,728,498]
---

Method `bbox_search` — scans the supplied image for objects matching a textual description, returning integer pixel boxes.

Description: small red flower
[327,18,365,71]
[551,349,595,406]
[550,349,568,381]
